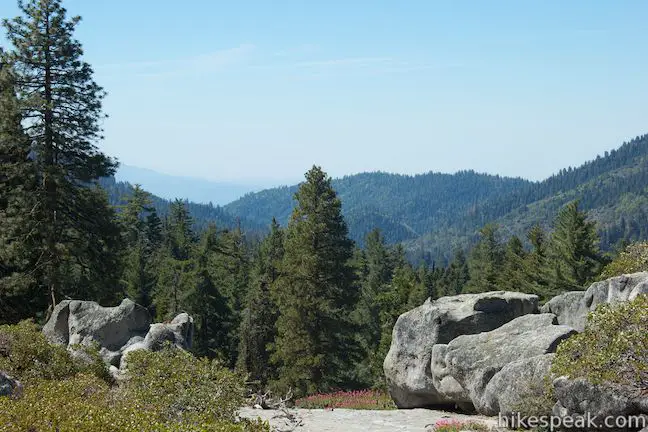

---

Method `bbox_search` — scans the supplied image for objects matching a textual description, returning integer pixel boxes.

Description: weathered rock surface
[542,272,648,331]
[119,313,194,370]
[439,314,576,414]
[552,377,648,431]
[43,299,151,352]
[481,354,555,416]
[43,299,194,370]
[383,291,539,408]
[0,371,22,398]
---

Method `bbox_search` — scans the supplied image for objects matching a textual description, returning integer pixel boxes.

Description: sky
[1,0,647,186]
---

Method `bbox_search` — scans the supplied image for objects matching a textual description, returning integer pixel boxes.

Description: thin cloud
[96,44,255,79]
[293,57,393,68]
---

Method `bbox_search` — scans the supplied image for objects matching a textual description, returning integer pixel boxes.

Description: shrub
[0,320,109,384]
[0,372,269,432]
[122,346,247,425]
[295,389,395,410]
[599,242,648,279]
[552,295,648,389]
[0,324,270,431]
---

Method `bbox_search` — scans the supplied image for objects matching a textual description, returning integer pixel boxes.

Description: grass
[294,389,396,410]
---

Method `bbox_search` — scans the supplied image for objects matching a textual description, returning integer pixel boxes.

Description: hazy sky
[1,1,647,185]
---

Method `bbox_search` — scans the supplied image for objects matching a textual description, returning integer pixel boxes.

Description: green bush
[0,342,270,432]
[0,323,270,431]
[552,295,648,388]
[0,373,269,431]
[0,320,108,384]
[599,242,648,279]
[122,346,247,425]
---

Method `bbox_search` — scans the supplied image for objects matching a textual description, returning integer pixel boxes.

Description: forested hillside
[224,135,648,264]
[413,134,648,264]
[225,171,531,245]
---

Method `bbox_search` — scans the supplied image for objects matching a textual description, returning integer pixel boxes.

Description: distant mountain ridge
[107,134,648,266]
[225,133,648,263]
[225,170,531,245]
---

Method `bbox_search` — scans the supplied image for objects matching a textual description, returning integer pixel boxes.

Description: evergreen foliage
[119,185,158,311]
[270,166,360,396]
[0,53,43,323]
[463,224,505,293]
[3,0,122,312]
[548,201,604,292]
[237,219,284,388]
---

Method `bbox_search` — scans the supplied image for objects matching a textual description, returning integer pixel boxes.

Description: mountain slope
[409,134,648,263]
[225,170,531,245]
[226,134,648,264]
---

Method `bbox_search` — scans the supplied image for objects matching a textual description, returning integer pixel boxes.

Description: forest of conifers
[0,0,646,397]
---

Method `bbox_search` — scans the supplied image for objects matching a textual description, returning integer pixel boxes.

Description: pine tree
[353,229,395,386]
[498,235,527,292]
[464,224,504,293]
[439,249,469,296]
[210,222,249,364]
[270,166,359,396]
[549,201,603,291]
[188,224,234,361]
[4,0,121,310]
[237,218,284,388]
[0,51,44,322]
[522,224,553,300]
[120,185,157,310]
[154,200,195,320]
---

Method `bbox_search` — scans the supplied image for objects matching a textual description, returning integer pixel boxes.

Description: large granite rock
[119,312,195,370]
[383,291,539,408]
[43,299,151,352]
[43,299,194,370]
[435,314,576,414]
[542,272,648,331]
[481,354,555,416]
[0,371,22,398]
[552,377,648,431]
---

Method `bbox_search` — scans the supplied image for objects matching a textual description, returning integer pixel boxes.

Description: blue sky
[1,1,647,185]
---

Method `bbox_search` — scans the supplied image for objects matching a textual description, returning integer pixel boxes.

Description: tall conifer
[271,166,359,396]
[4,0,120,309]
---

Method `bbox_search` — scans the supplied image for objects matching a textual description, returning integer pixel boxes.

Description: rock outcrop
[43,299,151,353]
[384,273,648,418]
[434,313,576,414]
[43,299,194,370]
[119,313,194,370]
[383,291,539,408]
[552,377,648,431]
[542,272,648,331]
[481,354,555,416]
[0,371,22,398]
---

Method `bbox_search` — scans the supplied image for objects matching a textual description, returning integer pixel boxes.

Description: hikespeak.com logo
[498,412,648,431]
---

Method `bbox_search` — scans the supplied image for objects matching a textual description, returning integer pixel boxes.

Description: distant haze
[115,165,269,205]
